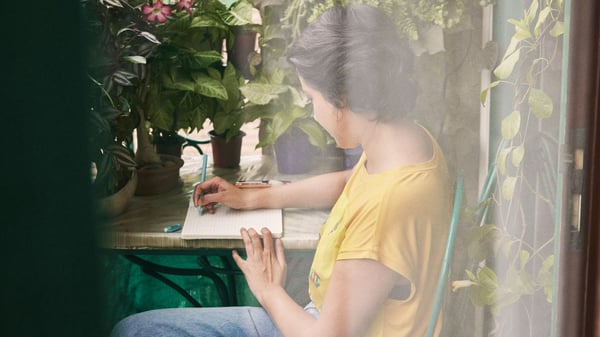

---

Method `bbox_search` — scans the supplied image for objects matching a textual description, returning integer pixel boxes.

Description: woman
[111,4,451,337]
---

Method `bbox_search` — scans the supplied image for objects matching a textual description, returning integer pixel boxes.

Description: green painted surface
[99,253,312,336]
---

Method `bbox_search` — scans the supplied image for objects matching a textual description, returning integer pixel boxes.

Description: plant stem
[135,71,162,167]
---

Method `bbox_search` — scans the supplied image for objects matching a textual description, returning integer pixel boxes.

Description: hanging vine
[453,0,565,335]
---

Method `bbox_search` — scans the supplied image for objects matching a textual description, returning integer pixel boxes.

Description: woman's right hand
[193,176,251,213]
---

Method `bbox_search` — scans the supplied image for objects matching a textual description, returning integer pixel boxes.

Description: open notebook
[181,198,283,239]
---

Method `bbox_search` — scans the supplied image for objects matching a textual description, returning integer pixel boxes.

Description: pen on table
[234,179,290,189]
[235,180,271,189]
[197,154,208,214]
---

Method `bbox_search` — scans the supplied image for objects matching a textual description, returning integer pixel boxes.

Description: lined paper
[181,198,283,239]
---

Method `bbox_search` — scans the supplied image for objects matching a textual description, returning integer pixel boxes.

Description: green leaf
[192,73,228,100]
[501,110,521,140]
[503,37,520,59]
[190,14,228,30]
[220,0,254,26]
[525,0,539,25]
[469,267,498,306]
[511,144,525,168]
[122,55,146,64]
[501,176,518,200]
[508,18,532,41]
[497,147,511,175]
[480,81,500,106]
[467,224,499,262]
[240,83,289,105]
[534,6,552,37]
[537,255,554,303]
[162,72,195,91]
[529,88,553,119]
[189,51,223,69]
[519,249,531,269]
[526,58,543,85]
[500,239,517,258]
[296,119,328,148]
[494,48,521,80]
[550,21,564,37]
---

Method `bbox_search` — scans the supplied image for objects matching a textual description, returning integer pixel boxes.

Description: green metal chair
[425,175,464,337]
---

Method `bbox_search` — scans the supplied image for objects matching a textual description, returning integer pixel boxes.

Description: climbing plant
[453,0,566,335]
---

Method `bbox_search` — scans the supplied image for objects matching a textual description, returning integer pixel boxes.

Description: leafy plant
[452,0,565,334]
[244,0,491,149]
[238,0,332,149]
[85,0,257,170]
[306,0,489,41]
[87,76,137,198]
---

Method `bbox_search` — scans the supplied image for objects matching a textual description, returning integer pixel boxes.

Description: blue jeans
[110,303,319,337]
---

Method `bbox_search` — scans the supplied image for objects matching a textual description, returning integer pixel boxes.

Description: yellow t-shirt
[308,128,451,337]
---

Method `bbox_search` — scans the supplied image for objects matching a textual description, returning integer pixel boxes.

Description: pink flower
[176,0,193,15]
[142,1,172,24]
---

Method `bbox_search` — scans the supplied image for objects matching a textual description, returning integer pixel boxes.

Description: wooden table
[97,154,341,306]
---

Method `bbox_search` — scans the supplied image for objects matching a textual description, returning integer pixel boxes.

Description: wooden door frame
[577,0,600,334]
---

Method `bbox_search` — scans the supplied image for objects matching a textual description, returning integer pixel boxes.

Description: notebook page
[181,198,283,239]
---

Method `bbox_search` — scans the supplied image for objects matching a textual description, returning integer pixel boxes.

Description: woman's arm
[233,228,402,337]
[194,169,351,211]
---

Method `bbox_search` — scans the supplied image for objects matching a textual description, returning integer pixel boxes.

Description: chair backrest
[425,175,464,337]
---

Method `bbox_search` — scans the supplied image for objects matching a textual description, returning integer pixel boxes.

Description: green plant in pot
[85,0,258,193]
[136,0,258,168]
[86,76,138,217]
[245,0,492,174]
[241,66,331,173]
[240,0,335,174]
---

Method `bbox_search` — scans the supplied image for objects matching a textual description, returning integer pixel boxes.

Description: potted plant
[85,0,258,194]
[84,1,139,214]
[86,74,138,216]
[241,66,332,173]
[242,0,474,173]
[142,0,259,168]
[239,1,336,174]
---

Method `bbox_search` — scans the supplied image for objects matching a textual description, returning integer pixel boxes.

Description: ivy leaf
[537,255,554,303]
[494,48,521,80]
[497,147,511,175]
[480,81,500,106]
[524,0,539,25]
[529,88,553,119]
[550,20,565,37]
[502,176,518,200]
[519,249,531,270]
[511,144,525,168]
[500,239,518,258]
[534,6,552,37]
[504,36,520,57]
[469,266,498,306]
[501,110,521,140]
[508,18,532,41]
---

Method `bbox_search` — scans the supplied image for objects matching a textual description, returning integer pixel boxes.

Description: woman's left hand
[232,227,287,304]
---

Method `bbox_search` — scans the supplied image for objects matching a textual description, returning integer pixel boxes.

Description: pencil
[198,154,208,214]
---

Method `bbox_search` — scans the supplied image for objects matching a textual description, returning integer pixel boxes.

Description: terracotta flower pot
[209,130,245,168]
[135,155,184,196]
